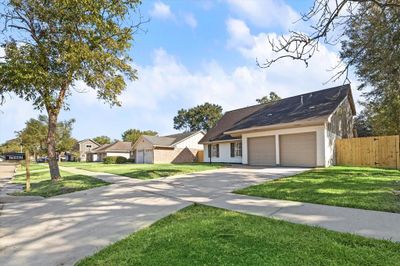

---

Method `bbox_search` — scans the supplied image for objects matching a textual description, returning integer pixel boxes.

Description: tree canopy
[256,92,281,104]
[260,0,400,136]
[0,0,142,180]
[93,136,112,145]
[173,103,223,132]
[122,129,158,143]
[341,3,400,135]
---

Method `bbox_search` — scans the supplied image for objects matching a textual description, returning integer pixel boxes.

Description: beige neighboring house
[199,84,356,167]
[75,139,101,162]
[87,141,132,162]
[132,131,205,164]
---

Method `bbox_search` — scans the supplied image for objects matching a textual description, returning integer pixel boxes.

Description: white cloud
[149,1,174,20]
[225,0,299,30]
[184,13,198,29]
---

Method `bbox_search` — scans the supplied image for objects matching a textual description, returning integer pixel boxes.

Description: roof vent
[309,106,315,110]
[300,95,304,105]
[267,113,272,116]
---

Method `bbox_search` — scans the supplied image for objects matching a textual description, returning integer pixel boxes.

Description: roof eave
[224,118,328,135]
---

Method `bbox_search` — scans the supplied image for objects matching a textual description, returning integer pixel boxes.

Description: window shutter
[230,143,235,157]
[208,144,211,157]
[216,144,219,158]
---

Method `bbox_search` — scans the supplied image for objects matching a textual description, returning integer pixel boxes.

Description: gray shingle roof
[142,131,202,147]
[91,141,132,152]
[201,84,355,143]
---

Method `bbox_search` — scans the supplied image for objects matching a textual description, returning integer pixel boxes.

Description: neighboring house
[199,84,356,167]
[132,131,204,164]
[74,139,100,162]
[87,141,132,162]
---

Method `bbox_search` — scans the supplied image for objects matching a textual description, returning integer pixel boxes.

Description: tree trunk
[25,150,31,192]
[47,111,61,181]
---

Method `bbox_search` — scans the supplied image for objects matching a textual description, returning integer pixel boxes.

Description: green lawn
[236,166,400,213]
[60,162,224,180]
[17,162,49,172]
[12,170,109,197]
[77,204,400,266]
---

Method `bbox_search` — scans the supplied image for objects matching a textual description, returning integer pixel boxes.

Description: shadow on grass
[12,174,109,198]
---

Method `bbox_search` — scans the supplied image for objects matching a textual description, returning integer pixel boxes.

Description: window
[231,142,242,157]
[212,144,219,158]
[235,142,242,157]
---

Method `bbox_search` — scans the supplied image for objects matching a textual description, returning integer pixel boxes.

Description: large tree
[93,136,111,145]
[173,103,223,132]
[341,3,400,135]
[259,0,400,135]
[122,129,158,143]
[0,0,142,180]
[256,92,281,104]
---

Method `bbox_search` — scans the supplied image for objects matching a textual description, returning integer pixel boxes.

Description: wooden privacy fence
[336,135,400,169]
[196,150,204,162]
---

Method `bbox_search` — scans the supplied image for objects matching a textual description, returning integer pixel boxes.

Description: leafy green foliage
[354,111,374,137]
[0,138,21,153]
[121,129,158,143]
[256,92,281,104]
[93,136,111,145]
[341,3,400,135]
[0,0,142,179]
[77,205,400,266]
[103,156,128,164]
[237,166,400,213]
[16,115,76,155]
[173,102,223,132]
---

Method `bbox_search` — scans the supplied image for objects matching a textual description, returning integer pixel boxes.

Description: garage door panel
[248,136,276,166]
[280,132,316,167]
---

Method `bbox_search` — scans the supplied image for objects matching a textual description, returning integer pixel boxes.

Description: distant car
[36,157,48,163]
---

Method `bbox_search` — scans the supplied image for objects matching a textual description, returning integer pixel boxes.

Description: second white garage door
[248,136,276,166]
[280,132,316,167]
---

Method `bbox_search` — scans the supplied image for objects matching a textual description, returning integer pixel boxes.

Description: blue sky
[0,0,361,143]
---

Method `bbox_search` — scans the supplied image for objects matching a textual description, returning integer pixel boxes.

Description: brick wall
[153,147,198,163]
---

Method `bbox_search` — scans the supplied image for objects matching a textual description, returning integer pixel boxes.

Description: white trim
[200,138,242,145]
[275,134,280,165]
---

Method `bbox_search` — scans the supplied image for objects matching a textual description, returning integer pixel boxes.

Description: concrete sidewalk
[205,193,400,242]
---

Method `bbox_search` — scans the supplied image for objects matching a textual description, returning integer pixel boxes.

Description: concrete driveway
[0,166,305,266]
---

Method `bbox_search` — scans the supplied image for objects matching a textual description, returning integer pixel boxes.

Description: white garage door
[248,136,276,166]
[137,150,144,163]
[143,149,154,164]
[280,132,316,167]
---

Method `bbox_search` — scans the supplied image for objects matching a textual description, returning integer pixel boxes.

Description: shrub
[115,156,127,164]
[103,156,128,164]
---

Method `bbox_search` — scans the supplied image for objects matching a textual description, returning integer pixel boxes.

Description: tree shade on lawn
[236,166,400,213]
[12,170,109,198]
[77,205,400,266]
[60,162,224,180]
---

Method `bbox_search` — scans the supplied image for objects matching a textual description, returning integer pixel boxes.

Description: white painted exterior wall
[106,152,130,159]
[203,142,242,163]
[175,132,204,149]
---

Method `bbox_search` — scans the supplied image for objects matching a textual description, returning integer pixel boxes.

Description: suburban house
[132,131,205,164]
[199,84,356,167]
[87,141,132,162]
[74,139,101,162]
